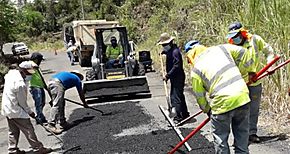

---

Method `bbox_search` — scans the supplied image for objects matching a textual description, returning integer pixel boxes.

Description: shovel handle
[168,117,210,154]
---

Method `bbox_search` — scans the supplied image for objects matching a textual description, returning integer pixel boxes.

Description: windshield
[14,43,25,47]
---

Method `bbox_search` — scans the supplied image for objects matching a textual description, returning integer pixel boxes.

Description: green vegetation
[0,0,289,133]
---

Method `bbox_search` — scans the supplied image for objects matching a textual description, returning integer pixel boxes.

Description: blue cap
[184,40,200,53]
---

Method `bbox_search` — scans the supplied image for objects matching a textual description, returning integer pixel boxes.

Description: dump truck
[70,22,151,99]
[63,20,119,67]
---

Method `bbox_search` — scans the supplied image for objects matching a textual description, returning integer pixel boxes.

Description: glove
[163,75,169,83]
[248,72,257,83]
[29,112,36,119]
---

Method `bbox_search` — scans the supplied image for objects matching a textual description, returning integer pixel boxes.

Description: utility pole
[80,0,85,19]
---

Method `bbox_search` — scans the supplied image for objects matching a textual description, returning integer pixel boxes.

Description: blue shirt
[52,72,82,92]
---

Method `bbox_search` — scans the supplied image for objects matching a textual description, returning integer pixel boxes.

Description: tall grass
[123,0,290,133]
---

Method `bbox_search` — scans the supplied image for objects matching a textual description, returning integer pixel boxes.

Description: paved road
[0,52,289,154]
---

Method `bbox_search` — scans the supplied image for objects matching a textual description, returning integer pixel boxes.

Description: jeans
[29,87,46,123]
[170,77,189,120]
[48,79,66,125]
[106,58,124,69]
[248,84,262,135]
[67,50,74,65]
[211,103,250,154]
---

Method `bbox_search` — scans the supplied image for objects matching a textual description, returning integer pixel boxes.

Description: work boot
[59,121,73,130]
[34,147,53,154]
[249,134,261,143]
[44,124,62,135]
[9,149,25,154]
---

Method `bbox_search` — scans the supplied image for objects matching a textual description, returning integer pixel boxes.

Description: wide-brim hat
[70,70,84,80]
[157,33,175,45]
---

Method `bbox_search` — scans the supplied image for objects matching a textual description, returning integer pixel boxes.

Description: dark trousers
[170,78,189,120]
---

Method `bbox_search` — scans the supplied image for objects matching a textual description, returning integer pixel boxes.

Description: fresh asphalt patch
[61,101,214,154]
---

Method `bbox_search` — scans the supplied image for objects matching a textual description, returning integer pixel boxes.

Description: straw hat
[157,33,175,45]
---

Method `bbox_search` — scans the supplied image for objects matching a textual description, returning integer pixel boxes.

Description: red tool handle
[250,55,280,82]
[256,58,290,81]
[168,117,210,154]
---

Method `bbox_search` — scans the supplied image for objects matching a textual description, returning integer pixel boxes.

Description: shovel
[159,53,175,116]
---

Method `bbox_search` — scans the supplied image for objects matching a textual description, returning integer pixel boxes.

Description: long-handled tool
[176,110,203,127]
[168,117,210,154]
[255,58,290,81]
[159,53,175,115]
[159,105,192,151]
[64,98,112,116]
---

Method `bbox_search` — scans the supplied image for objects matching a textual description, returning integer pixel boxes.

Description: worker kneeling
[184,41,254,154]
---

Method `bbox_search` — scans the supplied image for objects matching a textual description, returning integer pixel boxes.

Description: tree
[0,1,19,56]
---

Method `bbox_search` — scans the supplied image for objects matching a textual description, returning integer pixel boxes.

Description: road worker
[106,36,123,68]
[45,70,88,134]
[29,53,48,125]
[157,33,190,123]
[184,41,256,154]
[1,61,52,154]
[226,21,277,143]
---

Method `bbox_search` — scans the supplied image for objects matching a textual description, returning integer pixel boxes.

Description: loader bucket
[83,76,150,99]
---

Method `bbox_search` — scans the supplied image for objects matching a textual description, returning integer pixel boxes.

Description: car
[11,42,29,55]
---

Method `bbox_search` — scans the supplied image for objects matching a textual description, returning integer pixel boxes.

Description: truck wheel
[138,63,146,76]
[86,69,97,81]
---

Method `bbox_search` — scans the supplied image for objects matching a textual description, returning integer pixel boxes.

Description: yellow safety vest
[242,34,275,86]
[191,45,251,114]
[106,45,122,59]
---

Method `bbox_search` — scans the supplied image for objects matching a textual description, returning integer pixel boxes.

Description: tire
[86,69,97,81]
[138,63,146,76]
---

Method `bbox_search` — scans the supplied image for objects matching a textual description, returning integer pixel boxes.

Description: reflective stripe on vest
[193,91,206,99]
[193,45,244,98]
[251,35,259,58]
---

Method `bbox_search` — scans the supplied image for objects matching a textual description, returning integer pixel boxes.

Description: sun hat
[70,70,84,80]
[157,33,175,45]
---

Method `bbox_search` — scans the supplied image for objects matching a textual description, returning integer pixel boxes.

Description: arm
[255,35,276,63]
[17,83,33,115]
[166,49,182,78]
[191,72,210,113]
[106,45,111,59]
[78,90,88,108]
[76,81,88,108]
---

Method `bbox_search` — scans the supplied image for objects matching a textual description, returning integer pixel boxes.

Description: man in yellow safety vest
[226,21,277,143]
[184,41,256,153]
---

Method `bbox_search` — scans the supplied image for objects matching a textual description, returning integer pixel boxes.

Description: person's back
[52,72,82,91]
[192,45,250,114]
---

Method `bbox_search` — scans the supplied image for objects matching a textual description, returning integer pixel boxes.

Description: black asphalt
[61,100,214,154]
